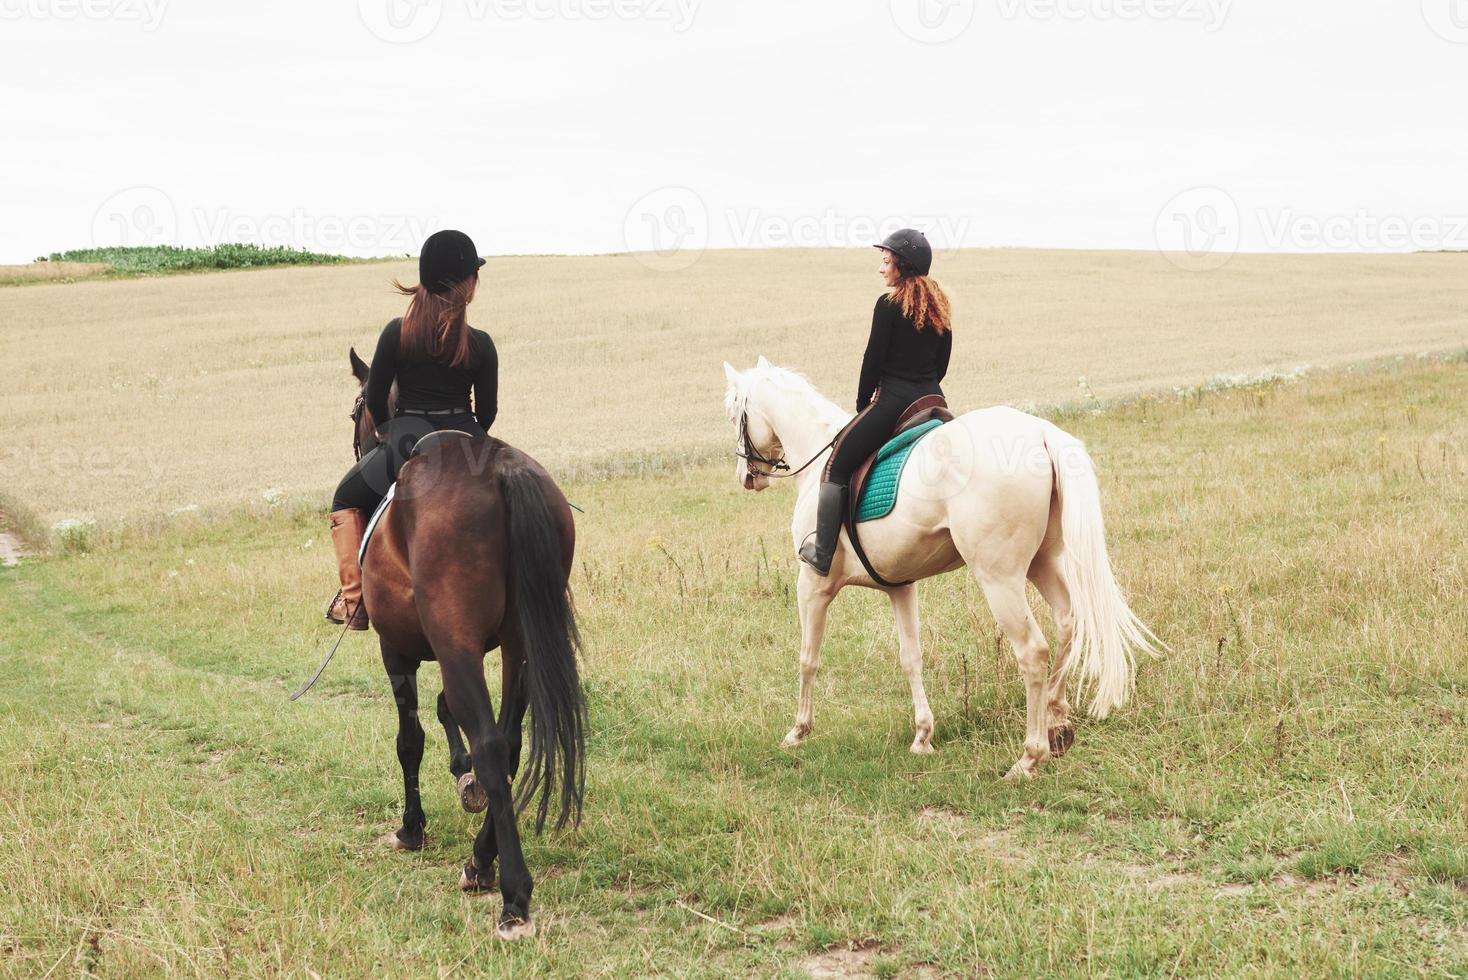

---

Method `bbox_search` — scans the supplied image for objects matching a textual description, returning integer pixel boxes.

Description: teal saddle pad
[854,418,945,523]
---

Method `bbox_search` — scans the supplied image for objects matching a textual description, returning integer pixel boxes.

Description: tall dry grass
[0,248,1465,527]
[0,261,112,286]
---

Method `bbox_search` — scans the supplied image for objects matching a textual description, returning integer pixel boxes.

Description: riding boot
[326,509,370,630]
[797,481,846,576]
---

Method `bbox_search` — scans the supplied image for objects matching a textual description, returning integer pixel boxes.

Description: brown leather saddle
[845,394,954,587]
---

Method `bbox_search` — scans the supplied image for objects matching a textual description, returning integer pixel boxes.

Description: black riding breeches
[331,412,485,513]
[826,380,943,487]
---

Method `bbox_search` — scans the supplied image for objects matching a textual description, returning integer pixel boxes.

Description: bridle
[734,403,837,481]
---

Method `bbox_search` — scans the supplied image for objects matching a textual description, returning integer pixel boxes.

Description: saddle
[358,430,478,568]
[845,395,954,587]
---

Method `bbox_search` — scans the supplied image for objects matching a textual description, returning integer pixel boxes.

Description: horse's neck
[761,387,847,488]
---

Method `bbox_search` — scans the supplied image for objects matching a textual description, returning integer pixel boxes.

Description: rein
[290,610,355,701]
[735,407,837,480]
[351,392,366,461]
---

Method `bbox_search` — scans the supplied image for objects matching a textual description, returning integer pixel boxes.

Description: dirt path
[0,532,22,567]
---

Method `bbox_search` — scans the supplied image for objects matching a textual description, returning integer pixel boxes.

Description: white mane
[726,360,848,429]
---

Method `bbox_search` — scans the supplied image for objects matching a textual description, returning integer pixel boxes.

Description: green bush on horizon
[37,243,357,275]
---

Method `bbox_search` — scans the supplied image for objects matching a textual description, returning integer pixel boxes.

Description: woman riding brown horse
[330,232,585,939]
[326,229,498,629]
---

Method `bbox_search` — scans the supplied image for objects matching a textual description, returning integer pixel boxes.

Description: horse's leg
[888,585,935,754]
[439,651,535,939]
[1028,551,1077,757]
[976,573,1053,781]
[438,691,487,813]
[437,690,472,779]
[382,648,427,850]
[454,647,527,891]
[499,649,528,779]
[782,570,835,748]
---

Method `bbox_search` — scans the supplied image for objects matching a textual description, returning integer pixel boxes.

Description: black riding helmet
[419,229,486,295]
[874,228,933,277]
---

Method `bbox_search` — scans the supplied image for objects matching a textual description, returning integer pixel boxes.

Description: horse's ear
[349,347,369,383]
[723,361,741,387]
[756,354,771,371]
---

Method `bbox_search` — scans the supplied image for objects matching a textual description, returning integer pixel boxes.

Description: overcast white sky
[3,0,1466,264]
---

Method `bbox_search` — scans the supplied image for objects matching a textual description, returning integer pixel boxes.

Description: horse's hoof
[909,740,936,755]
[458,772,488,814]
[460,858,495,894]
[495,915,535,940]
[385,829,424,851]
[1048,723,1075,757]
[781,726,810,748]
[1004,761,1036,783]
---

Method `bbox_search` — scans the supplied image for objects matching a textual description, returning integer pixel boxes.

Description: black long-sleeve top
[365,318,498,430]
[856,295,953,410]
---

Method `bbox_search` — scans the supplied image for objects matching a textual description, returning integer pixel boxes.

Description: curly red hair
[887,274,951,333]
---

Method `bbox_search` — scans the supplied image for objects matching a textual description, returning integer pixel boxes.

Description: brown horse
[347,348,585,940]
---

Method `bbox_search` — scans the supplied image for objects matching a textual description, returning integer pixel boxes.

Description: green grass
[35,244,365,278]
[0,358,1464,976]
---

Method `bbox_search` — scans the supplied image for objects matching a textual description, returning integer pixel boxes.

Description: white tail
[1042,422,1164,719]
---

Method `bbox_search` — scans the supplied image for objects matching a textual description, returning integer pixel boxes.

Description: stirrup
[325,589,345,623]
[797,532,832,575]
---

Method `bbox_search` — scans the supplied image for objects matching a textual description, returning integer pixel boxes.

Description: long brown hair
[887,274,952,334]
[392,274,478,367]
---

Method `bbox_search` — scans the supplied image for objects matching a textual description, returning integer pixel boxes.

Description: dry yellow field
[0,261,112,286]
[1,248,1465,528]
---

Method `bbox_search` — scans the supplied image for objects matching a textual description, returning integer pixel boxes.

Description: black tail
[498,461,586,832]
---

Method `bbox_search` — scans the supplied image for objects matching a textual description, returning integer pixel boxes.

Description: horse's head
[348,347,391,461]
[723,357,783,492]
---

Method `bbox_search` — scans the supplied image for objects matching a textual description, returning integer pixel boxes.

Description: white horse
[723,357,1162,780]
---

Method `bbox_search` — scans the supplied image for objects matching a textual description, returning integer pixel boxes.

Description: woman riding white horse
[723,245,1161,779]
[797,229,952,576]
